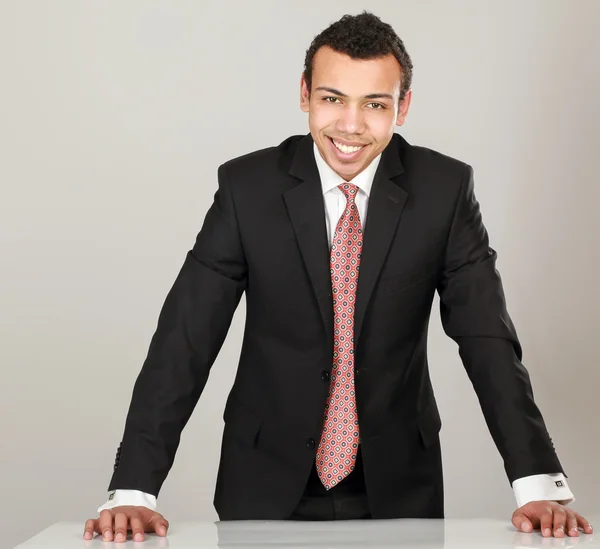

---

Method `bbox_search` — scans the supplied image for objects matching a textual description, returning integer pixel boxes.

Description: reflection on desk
[14,516,598,549]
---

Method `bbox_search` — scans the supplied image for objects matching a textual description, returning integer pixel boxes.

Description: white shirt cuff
[97,489,157,513]
[513,473,575,507]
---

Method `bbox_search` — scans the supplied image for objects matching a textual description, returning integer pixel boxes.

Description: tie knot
[338,182,359,202]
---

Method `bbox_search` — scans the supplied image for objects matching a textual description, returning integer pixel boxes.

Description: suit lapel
[283,133,408,354]
[354,156,407,350]
[284,135,334,347]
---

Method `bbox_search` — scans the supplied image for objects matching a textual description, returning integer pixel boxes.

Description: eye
[323,96,341,103]
[368,102,385,109]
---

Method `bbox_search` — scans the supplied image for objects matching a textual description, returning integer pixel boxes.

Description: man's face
[300,46,411,182]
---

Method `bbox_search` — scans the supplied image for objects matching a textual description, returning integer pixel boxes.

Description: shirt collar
[313,141,382,197]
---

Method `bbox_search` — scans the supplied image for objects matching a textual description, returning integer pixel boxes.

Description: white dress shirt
[98,142,574,513]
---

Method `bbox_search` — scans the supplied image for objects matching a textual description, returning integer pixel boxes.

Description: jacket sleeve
[436,164,566,485]
[107,163,247,496]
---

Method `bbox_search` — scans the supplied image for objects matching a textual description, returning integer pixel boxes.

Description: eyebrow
[314,86,394,101]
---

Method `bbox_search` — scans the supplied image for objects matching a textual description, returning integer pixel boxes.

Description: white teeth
[332,139,364,154]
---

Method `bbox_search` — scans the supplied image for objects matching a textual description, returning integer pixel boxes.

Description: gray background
[1,1,598,547]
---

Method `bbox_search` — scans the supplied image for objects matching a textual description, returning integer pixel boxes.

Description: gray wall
[1,1,598,547]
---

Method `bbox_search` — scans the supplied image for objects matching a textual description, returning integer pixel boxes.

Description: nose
[336,104,365,135]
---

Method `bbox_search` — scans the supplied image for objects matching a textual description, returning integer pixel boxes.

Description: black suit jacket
[108,132,565,519]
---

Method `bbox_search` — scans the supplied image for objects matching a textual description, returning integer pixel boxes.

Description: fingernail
[557,527,564,534]
[83,532,91,539]
[115,532,124,542]
[159,526,166,535]
[134,532,143,542]
[521,522,531,532]
[103,530,112,539]
[544,528,551,536]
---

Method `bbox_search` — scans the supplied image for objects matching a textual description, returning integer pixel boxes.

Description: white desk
[14,516,599,549]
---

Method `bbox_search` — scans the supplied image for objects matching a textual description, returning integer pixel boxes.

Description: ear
[300,73,310,113]
[395,89,412,126]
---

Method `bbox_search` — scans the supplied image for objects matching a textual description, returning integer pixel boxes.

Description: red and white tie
[315,182,362,490]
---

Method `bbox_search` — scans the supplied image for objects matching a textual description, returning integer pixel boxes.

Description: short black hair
[303,11,413,102]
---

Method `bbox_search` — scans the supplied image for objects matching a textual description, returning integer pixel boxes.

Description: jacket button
[321,371,330,382]
[306,438,316,449]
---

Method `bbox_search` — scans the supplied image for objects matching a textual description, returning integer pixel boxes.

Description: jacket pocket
[377,264,439,296]
[223,393,263,447]
[417,402,442,448]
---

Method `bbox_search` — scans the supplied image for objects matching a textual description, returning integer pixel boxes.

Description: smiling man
[301,42,409,182]
[85,11,592,543]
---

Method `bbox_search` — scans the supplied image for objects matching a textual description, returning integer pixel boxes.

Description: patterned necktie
[315,182,362,490]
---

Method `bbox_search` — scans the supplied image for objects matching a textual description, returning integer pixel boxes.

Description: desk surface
[14,516,599,549]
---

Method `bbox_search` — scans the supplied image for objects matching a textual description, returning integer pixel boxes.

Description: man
[84,11,593,543]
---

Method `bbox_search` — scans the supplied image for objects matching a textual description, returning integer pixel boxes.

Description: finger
[154,517,169,537]
[512,513,533,533]
[130,513,145,542]
[576,513,594,534]
[540,511,554,537]
[98,510,114,541]
[552,506,567,537]
[113,512,128,543]
[565,511,580,537]
[83,519,96,540]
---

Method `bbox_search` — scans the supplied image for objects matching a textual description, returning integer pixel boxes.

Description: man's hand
[83,506,169,542]
[512,501,593,537]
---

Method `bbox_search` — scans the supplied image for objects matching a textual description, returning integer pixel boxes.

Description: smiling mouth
[327,136,369,158]
[328,136,369,152]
